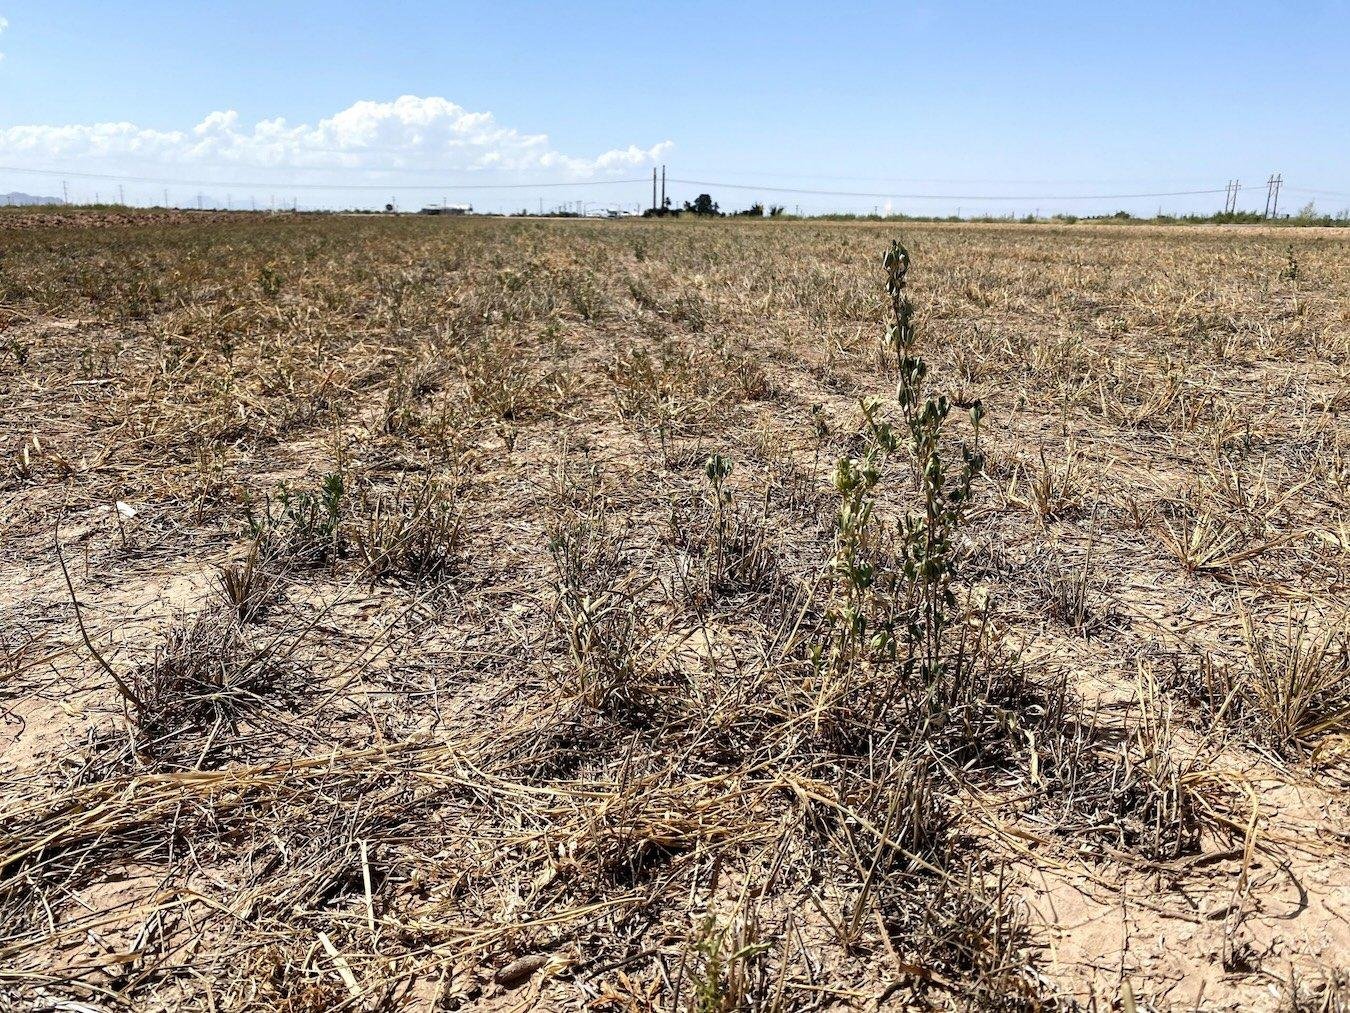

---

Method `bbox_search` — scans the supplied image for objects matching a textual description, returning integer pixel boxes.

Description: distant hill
[2,192,63,206]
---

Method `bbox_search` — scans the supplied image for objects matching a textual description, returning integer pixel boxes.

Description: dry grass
[2,211,1349,1011]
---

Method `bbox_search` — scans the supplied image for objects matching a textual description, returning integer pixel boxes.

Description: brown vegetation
[1,211,1348,1011]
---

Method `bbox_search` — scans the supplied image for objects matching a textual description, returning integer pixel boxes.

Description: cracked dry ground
[1,212,1348,1011]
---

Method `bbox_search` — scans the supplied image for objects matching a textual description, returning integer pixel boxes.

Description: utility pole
[1270,173,1282,218]
[118,185,125,205]
[651,168,657,212]
[62,180,69,205]
[163,189,169,208]
[660,165,666,209]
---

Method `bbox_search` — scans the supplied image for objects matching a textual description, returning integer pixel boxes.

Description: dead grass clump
[958,662,1091,783]
[352,476,463,584]
[561,266,614,321]
[241,942,348,1013]
[380,360,449,436]
[902,865,1055,1012]
[549,438,607,517]
[262,360,358,436]
[791,735,1058,1007]
[215,537,286,623]
[459,336,554,434]
[0,626,57,712]
[1100,668,1214,859]
[757,432,831,525]
[1007,445,1088,523]
[130,612,293,768]
[1096,369,1186,429]
[853,750,954,871]
[1024,543,1108,635]
[724,352,775,402]
[1240,604,1350,753]
[549,517,655,712]
[607,344,723,465]
[6,433,45,485]
[1153,490,1291,574]
[665,290,713,333]
[1150,649,1245,730]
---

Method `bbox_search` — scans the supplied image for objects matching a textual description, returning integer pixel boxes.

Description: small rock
[495,953,550,988]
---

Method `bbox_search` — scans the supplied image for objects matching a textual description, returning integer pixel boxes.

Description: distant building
[419,204,472,215]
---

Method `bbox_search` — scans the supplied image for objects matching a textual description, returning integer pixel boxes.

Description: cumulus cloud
[0,95,672,180]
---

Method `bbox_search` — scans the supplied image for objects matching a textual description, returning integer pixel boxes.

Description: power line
[666,177,1266,202]
[1284,185,1350,199]
[676,167,1247,188]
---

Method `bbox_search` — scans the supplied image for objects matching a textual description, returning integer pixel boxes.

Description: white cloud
[0,95,673,181]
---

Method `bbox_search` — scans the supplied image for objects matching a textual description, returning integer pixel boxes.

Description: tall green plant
[882,241,985,690]
[816,242,986,715]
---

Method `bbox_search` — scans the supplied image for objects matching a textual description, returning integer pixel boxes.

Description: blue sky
[1,0,1347,215]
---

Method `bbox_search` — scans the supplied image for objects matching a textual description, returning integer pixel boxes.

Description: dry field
[1,212,1348,1012]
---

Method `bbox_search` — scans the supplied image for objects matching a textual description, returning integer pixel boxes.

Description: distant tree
[684,193,720,216]
[1296,200,1317,220]
[768,205,786,217]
